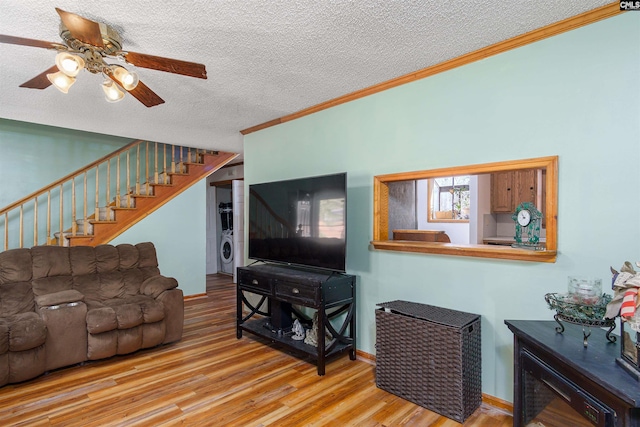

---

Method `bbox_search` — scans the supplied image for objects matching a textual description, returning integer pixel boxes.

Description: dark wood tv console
[236,264,356,375]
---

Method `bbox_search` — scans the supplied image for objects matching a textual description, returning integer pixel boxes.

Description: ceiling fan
[0,8,207,107]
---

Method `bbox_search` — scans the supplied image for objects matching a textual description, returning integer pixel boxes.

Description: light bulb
[122,73,136,87]
[46,71,75,93]
[111,65,139,90]
[61,58,78,73]
[54,52,85,77]
[102,79,125,102]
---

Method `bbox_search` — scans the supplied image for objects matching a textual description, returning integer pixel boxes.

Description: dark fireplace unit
[506,320,640,427]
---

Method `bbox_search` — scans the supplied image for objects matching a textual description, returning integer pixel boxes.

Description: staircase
[1,140,238,250]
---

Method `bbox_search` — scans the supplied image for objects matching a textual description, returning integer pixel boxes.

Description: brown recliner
[0,248,47,384]
[0,242,183,386]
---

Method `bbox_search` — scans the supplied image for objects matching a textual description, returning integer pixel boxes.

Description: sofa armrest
[141,275,178,298]
[35,289,85,308]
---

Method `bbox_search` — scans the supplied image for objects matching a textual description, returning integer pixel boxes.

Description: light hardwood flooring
[0,274,513,426]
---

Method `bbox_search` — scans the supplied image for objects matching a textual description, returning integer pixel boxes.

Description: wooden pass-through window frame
[371,156,558,263]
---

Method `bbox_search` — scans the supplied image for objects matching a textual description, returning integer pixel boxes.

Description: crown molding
[241,2,623,136]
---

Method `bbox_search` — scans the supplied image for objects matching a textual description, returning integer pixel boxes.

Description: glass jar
[567,276,602,305]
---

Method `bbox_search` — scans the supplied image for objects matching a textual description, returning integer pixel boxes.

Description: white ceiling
[0,1,610,159]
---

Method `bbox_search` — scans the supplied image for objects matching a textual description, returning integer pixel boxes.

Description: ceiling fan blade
[55,8,104,47]
[109,75,164,108]
[127,81,165,107]
[19,65,59,89]
[0,35,60,49]
[123,51,207,79]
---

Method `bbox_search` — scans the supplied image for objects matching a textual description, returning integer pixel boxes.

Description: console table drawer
[238,272,272,294]
[275,281,319,305]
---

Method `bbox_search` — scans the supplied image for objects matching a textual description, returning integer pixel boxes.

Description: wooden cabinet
[513,169,537,209]
[490,169,538,213]
[236,264,356,376]
[490,171,514,213]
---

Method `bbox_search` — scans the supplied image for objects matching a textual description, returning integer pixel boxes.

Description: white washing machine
[219,230,234,274]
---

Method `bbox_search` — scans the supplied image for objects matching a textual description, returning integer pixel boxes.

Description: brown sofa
[0,242,183,386]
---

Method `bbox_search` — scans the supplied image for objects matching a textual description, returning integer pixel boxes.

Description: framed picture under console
[236,264,356,376]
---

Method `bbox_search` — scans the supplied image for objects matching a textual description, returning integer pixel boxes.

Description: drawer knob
[292,288,300,294]
[252,279,259,285]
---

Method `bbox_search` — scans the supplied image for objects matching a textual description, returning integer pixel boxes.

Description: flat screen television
[248,172,347,272]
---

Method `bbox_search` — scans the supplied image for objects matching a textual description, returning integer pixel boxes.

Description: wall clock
[511,202,542,249]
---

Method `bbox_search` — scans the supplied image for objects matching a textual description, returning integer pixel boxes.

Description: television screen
[248,172,347,272]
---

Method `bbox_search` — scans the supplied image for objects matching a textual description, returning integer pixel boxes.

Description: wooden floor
[0,274,514,426]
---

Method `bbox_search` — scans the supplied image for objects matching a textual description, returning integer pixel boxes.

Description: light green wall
[0,118,207,297]
[0,119,134,248]
[0,118,131,208]
[244,14,640,401]
[111,182,207,297]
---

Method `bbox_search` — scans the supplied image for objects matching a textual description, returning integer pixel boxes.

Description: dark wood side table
[236,263,356,376]
[506,320,640,427]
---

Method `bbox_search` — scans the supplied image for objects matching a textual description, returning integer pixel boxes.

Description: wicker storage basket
[375,300,481,423]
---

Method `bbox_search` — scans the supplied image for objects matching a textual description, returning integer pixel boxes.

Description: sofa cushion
[0,320,8,354]
[136,242,158,268]
[123,295,165,323]
[0,249,32,285]
[84,299,106,310]
[31,276,74,297]
[98,272,126,299]
[140,267,161,281]
[73,273,101,300]
[8,345,45,384]
[31,246,71,279]
[8,312,46,352]
[141,276,178,298]
[141,301,164,323]
[117,244,140,270]
[34,289,84,307]
[142,322,166,349]
[70,246,97,276]
[95,245,119,274]
[103,300,143,329]
[0,282,35,316]
[87,330,117,360]
[86,306,118,334]
[122,269,144,296]
[117,326,143,355]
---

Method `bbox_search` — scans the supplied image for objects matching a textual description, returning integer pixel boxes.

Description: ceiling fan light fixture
[111,65,139,90]
[46,71,75,93]
[102,79,125,102]
[55,52,84,77]
[6,8,205,107]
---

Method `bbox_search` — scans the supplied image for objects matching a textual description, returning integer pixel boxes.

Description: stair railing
[1,140,210,251]
[248,188,296,240]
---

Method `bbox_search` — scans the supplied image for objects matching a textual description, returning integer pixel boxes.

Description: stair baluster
[0,140,237,250]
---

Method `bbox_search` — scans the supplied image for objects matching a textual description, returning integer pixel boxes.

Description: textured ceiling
[0,1,610,159]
